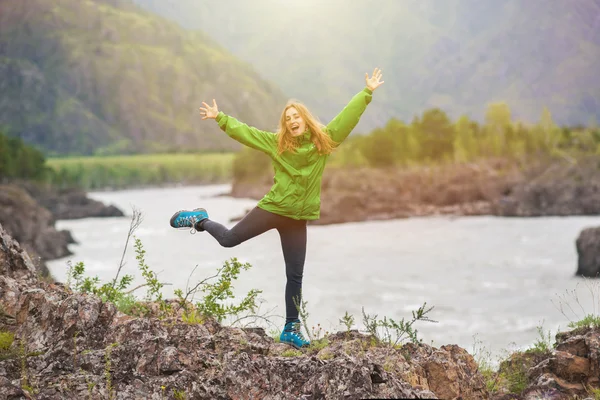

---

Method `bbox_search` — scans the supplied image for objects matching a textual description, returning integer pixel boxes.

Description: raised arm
[200,99,277,156]
[326,68,384,144]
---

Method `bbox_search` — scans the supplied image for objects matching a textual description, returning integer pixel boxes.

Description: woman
[170,68,384,348]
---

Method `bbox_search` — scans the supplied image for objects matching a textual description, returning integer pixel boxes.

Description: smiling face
[285,107,307,137]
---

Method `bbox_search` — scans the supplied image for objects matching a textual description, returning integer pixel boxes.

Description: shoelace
[287,323,308,342]
[176,215,197,234]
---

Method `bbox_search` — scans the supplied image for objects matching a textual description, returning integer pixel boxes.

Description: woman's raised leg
[201,207,282,248]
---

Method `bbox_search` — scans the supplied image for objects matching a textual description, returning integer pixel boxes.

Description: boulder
[521,327,600,398]
[0,222,38,285]
[575,227,600,277]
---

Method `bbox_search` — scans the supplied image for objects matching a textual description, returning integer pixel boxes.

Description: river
[47,184,600,362]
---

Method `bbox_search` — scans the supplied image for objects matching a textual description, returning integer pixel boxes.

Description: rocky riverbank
[0,182,123,276]
[17,181,124,220]
[229,157,600,225]
[2,223,600,399]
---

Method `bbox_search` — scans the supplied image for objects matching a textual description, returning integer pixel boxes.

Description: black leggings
[201,207,307,324]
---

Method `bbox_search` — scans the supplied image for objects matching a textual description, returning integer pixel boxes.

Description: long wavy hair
[276,101,338,156]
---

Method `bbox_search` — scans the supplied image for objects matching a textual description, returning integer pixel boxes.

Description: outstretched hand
[199,99,219,120]
[365,67,384,91]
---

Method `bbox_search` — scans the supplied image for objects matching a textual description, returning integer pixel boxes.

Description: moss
[317,350,334,361]
[0,331,15,351]
[173,389,187,400]
[308,338,329,353]
[281,349,303,357]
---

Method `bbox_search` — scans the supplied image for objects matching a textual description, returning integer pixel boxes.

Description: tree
[538,107,561,151]
[0,130,47,181]
[383,118,410,162]
[453,115,477,162]
[0,133,13,181]
[416,108,455,162]
[359,128,396,167]
[484,102,512,156]
[485,102,512,131]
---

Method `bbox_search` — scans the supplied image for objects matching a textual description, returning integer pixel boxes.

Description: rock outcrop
[17,182,124,220]
[493,159,600,217]
[490,327,600,399]
[3,223,600,399]
[0,223,485,399]
[0,182,124,278]
[0,222,39,286]
[0,185,73,276]
[575,227,600,277]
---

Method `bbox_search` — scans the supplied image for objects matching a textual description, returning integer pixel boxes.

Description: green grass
[0,331,16,361]
[46,152,235,190]
[281,349,303,357]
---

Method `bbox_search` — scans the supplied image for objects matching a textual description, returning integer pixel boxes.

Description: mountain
[0,0,287,155]
[132,0,600,131]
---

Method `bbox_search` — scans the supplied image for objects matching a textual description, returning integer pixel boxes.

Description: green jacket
[216,87,373,220]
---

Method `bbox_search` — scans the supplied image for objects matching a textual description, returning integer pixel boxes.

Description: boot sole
[280,339,309,349]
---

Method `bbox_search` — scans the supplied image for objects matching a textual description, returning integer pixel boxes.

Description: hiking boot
[169,208,209,233]
[279,320,310,349]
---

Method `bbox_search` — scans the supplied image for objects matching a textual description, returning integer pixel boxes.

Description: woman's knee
[218,231,240,248]
[286,269,304,283]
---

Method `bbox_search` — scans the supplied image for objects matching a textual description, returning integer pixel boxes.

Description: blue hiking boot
[169,208,209,233]
[279,320,310,349]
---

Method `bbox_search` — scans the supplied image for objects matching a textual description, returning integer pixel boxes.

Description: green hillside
[133,0,600,131]
[0,0,288,155]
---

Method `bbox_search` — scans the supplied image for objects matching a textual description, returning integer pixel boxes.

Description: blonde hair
[276,101,338,156]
